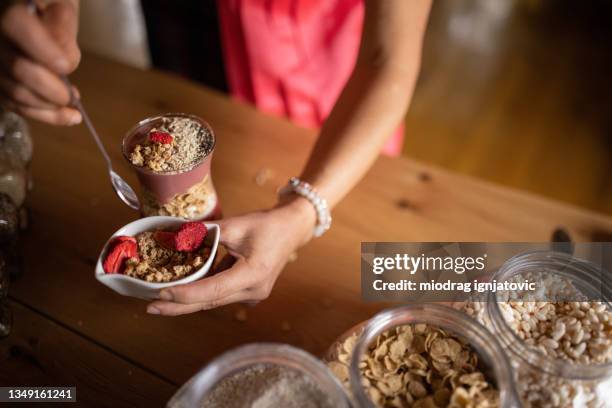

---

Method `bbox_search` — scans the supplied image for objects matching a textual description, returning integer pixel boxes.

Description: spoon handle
[61,76,113,169]
[27,1,113,170]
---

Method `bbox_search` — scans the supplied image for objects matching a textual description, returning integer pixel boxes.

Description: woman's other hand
[0,0,81,125]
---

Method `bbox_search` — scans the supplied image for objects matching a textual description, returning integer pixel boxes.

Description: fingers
[159,259,256,305]
[0,74,55,109]
[0,44,72,105]
[0,1,81,125]
[42,1,80,71]
[1,99,81,125]
[214,218,241,245]
[1,3,72,73]
[146,291,249,316]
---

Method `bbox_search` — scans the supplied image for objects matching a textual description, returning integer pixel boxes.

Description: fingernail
[69,112,82,125]
[146,306,160,315]
[160,290,173,301]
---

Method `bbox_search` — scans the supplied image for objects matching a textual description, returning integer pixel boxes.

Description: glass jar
[0,111,32,208]
[486,251,612,408]
[167,343,351,407]
[349,304,520,407]
[0,249,11,337]
[122,113,220,220]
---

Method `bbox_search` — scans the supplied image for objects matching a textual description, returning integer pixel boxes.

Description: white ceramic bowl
[95,216,220,300]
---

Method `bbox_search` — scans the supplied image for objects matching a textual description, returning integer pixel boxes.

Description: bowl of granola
[95,216,220,299]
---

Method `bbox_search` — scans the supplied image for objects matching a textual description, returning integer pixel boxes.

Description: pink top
[216,0,404,156]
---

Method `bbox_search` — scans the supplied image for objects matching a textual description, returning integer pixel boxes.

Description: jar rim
[349,303,519,408]
[121,112,216,176]
[167,343,350,408]
[488,250,612,380]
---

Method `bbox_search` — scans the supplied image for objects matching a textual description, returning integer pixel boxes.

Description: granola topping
[141,174,217,219]
[129,117,213,172]
[124,231,211,283]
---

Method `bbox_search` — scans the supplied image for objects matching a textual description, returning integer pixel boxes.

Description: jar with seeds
[122,113,221,220]
[167,343,351,408]
[465,251,612,408]
[328,304,519,407]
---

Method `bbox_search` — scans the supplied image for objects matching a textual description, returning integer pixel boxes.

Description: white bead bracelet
[279,177,332,237]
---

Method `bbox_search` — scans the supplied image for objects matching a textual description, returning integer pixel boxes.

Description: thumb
[213,218,242,246]
[42,0,80,72]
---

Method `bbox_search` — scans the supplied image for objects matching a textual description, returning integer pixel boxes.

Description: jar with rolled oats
[122,113,221,220]
[333,304,520,407]
[467,251,612,408]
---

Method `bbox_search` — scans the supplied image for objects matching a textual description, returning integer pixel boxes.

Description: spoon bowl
[110,169,140,210]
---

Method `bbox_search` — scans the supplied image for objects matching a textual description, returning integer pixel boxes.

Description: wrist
[274,196,317,246]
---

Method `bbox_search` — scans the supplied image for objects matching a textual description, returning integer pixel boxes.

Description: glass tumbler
[122,113,221,220]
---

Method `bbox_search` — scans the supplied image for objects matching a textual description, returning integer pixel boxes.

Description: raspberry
[175,222,207,252]
[154,231,176,250]
[103,238,138,274]
[149,131,173,144]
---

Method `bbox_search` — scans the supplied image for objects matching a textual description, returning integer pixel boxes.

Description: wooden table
[2,53,612,406]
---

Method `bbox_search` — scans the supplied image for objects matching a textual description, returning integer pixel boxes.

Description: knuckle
[211,278,226,300]
[11,58,35,84]
[253,284,272,301]
[173,287,194,304]
[201,301,220,311]
[10,57,25,79]
[11,85,29,103]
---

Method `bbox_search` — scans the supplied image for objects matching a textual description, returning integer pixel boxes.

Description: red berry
[112,236,137,245]
[154,231,176,250]
[149,131,173,144]
[103,239,138,274]
[175,222,207,252]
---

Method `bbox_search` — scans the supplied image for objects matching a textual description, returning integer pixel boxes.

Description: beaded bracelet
[278,177,332,237]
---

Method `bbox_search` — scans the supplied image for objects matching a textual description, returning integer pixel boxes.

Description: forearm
[300,63,419,208]
[299,0,431,209]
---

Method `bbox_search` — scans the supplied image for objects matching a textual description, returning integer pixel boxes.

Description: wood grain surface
[3,53,612,404]
[1,301,176,406]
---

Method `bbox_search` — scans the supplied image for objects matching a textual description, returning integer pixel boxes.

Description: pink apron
[217,0,404,156]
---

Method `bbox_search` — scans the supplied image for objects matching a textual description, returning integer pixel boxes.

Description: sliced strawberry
[103,240,138,274]
[154,231,177,250]
[106,235,135,253]
[149,131,173,144]
[175,222,207,252]
[111,235,136,246]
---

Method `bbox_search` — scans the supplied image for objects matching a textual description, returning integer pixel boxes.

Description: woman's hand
[0,0,81,125]
[146,198,316,316]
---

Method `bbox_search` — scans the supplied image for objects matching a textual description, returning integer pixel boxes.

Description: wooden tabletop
[2,53,612,406]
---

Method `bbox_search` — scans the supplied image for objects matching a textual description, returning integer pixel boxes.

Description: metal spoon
[63,79,141,211]
[26,0,140,210]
